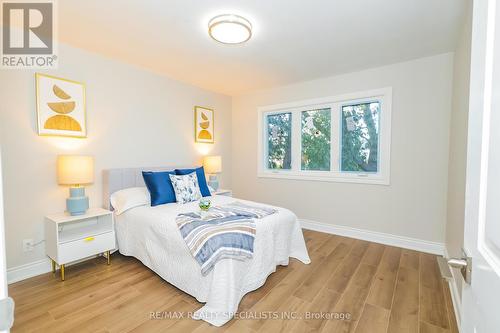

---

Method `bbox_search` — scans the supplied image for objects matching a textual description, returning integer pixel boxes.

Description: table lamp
[203,155,222,191]
[57,155,94,216]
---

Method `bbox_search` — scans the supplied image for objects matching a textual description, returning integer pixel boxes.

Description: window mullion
[331,103,340,173]
[291,110,301,172]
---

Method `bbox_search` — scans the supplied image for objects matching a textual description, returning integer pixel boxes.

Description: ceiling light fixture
[208,14,252,44]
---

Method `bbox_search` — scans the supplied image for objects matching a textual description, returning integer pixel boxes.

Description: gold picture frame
[194,106,214,143]
[35,73,87,138]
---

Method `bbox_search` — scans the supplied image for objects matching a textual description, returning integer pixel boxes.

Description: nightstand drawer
[58,232,115,264]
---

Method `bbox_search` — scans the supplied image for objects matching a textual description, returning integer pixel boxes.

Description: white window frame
[257,87,392,185]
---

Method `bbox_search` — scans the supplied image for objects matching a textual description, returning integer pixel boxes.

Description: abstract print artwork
[194,106,214,143]
[35,73,87,137]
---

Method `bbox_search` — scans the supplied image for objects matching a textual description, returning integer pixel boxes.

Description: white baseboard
[7,254,106,284]
[7,258,52,284]
[299,219,445,255]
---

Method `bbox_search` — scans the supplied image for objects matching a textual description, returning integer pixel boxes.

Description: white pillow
[169,173,202,204]
[208,185,216,195]
[110,187,150,215]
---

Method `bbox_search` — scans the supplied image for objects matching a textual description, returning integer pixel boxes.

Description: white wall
[0,44,232,269]
[232,53,454,244]
[446,4,472,299]
[0,150,8,298]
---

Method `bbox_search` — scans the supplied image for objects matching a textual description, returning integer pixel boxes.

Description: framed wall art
[194,106,214,143]
[35,73,87,138]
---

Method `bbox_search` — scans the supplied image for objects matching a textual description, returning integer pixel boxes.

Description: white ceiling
[59,0,466,96]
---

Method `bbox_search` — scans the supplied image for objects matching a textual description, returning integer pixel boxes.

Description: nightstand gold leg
[60,264,65,281]
[51,259,56,273]
[106,250,111,265]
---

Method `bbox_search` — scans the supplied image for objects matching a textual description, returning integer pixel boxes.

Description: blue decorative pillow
[175,166,211,197]
[142,171,176,206]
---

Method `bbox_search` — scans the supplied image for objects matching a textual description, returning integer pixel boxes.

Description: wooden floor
[9,230,458,333]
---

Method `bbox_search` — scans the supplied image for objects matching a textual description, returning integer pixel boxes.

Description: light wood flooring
[9,230,458,333]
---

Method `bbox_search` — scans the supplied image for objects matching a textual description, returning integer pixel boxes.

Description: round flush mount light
[208,14,252,44]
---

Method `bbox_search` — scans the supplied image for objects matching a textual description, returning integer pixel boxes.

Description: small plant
[199,198,211,211]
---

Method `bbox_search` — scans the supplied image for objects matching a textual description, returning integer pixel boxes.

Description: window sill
[257,171,390,185]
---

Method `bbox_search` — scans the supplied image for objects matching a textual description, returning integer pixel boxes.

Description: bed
[103,167,311,327]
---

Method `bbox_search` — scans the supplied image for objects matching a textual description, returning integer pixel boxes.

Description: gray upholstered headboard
[102,166,192,210]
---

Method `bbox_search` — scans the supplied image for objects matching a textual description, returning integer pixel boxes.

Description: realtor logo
[1,0,57,68]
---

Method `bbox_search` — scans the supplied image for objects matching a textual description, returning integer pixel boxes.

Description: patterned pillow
[169,172,202,204]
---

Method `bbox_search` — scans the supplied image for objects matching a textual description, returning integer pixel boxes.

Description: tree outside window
[267,112,292,169]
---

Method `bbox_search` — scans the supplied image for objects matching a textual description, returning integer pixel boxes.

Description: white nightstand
[44,208,116,281]
[213,189,232,197]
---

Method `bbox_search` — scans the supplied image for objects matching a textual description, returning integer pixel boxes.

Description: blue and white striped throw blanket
[176,202,277,275]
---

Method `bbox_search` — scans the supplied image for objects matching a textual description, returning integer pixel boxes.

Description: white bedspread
[114,195,310,326]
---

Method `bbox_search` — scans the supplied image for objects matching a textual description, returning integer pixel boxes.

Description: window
[266,112,292,170]
[301,108,331,171]
[257,88,391,185]
[341,102,380,173]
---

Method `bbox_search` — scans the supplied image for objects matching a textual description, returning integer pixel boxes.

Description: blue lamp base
[66,187,89,216]
[208,175,219,191]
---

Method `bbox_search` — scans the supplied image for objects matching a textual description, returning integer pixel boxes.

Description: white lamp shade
[57,155,94,185]
[203,155,222,174]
